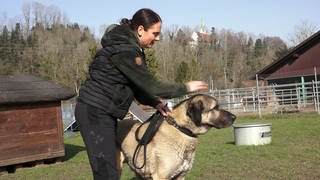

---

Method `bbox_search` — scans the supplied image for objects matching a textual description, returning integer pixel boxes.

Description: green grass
[1,112,320,180]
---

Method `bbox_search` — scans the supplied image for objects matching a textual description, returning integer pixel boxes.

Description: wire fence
[167,80,320,115]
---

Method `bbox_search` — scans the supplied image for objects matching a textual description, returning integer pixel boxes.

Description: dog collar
[165,116,197,138]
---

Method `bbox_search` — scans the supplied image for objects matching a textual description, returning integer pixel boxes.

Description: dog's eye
[205,105,219,112]
[206,107,215,112]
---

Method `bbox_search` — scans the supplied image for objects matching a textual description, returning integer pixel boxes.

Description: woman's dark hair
[120,8,162,31]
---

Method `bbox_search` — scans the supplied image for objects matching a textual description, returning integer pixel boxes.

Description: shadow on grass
[62,143,86,161]
[226,141,235,145]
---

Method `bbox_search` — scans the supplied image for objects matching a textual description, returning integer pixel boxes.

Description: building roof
[196,32,212,42]
[0,75,76,105]
[255,30,320,80]
[190,32,212,42]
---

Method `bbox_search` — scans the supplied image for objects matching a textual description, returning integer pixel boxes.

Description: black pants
[75,102,119,180]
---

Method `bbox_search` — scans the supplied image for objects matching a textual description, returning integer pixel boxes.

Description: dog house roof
[0,75,76,105]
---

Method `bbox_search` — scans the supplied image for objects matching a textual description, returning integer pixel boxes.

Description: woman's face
[137,22,161,48]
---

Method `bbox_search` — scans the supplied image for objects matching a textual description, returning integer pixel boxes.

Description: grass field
[1,112,320,180]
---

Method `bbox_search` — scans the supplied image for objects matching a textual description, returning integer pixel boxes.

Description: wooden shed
[0,75,75,167]
[255,30,320,84]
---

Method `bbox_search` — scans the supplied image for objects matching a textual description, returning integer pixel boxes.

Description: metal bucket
[233,123,271,145]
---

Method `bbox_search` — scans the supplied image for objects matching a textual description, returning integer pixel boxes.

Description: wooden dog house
[0,75,75,167]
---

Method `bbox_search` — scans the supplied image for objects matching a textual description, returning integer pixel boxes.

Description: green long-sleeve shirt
[111,50,188,100]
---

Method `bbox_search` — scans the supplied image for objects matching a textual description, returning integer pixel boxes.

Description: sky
[1,0,320,44]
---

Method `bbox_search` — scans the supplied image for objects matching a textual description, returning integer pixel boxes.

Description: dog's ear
[187,100,204,126]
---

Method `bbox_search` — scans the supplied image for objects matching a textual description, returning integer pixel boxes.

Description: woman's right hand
[185,81,209,92]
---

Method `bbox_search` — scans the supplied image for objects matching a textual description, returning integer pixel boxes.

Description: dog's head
[173,94,236,135]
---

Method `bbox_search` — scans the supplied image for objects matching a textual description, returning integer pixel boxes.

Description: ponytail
[120,18,132,25]
[120,8,162,31]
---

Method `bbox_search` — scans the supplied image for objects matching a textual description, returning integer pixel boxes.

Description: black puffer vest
[78,25,142,119]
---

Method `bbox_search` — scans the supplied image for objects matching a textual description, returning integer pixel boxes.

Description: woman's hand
[155,102,170,116]
[185,81,209,92]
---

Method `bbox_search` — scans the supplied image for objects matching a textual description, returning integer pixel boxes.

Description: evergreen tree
[11,23,23,44]
[10,23,25,67]
[145,48,159,77]
[175,61,190,83]
[0,26,10,58]
[176,29,188,46]
[189,58,200,80]
[250,38,266,73]
[254,38,265,57]
[0,26,14,74]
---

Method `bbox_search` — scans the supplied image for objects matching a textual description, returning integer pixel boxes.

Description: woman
[75,8,208,180]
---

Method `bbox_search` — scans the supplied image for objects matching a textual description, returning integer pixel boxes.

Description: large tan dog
[116,94,236,179]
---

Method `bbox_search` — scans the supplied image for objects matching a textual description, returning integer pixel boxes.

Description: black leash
[132,110,164,169]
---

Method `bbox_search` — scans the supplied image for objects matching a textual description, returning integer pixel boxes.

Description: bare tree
[289,20,318,46]
[22,3,31,36]
[32,2,45,26]
[45,5,61,27]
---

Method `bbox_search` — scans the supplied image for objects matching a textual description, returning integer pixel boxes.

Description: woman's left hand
[155,103,170,116]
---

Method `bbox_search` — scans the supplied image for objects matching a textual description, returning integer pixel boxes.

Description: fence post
[272,84,278,112]
[314,67,320,114]
[301,76,306,106]
[281,89,284,114]
[256,74,262,118]
[252,89,255,111]
[296,85,301,110]
[227,89,231,111]
[312,80,318,112]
